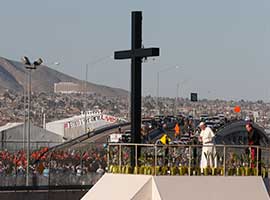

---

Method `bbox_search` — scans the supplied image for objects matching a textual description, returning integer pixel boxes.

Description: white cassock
[200,127,217,170]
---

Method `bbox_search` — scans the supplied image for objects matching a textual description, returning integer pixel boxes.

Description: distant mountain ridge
[0,56,128,97]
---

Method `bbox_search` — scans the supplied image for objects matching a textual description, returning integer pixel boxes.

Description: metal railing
[0,142,269,189]
[48,122,130,151]
[107,143,270,177]
[0,141,61,152]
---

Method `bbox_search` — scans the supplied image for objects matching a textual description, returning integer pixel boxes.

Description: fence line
[108,143,270,177]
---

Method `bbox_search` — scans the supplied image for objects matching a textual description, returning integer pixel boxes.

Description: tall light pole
[83,55,113,134]
[84,64,88,134]
[23,61,59,150]
[156,65,180,115]
[21,56,43,186]
[174,82,180,116]
[44,61,61,125]
[175,80,188,116]
[23,71,27,151]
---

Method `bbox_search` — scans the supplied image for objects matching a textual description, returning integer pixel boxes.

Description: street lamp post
[23,71,27,151]
[174,80,187,116]
[156,65,180,115]
[83,55,113,134]
[21,56,43,186]
[23,61,60,143]
[46,61,61,124]
[84,64,88,135]
[23,61,59,151]
[174,82,180,116]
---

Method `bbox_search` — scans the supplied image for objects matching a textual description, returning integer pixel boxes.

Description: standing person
[87,127,91,138]
[183,119,189,134]
[188,119,194,132]
[118,126,122,133]
[245,122,261,174]
[160,134,171,166]
[199,122,216,172]
[174,123,181,139]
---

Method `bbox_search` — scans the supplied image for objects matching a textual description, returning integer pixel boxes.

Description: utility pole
[84,64,88,134]
[21,56,43,186]
[175,82,180,116]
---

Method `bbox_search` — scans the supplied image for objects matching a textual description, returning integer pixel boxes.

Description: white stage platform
[81,174,269,200]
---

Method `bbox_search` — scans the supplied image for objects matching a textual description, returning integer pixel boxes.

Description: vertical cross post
[131,11,142,147]
[114,11,159,167]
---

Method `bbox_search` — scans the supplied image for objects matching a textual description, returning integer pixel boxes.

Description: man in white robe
[199,122,217,171]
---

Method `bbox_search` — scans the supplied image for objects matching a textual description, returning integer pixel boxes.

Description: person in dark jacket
[245,122,261,174]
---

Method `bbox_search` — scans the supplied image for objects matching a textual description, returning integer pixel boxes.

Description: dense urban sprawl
[1,91,270,129]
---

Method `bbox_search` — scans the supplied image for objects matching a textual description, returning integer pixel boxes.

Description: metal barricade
[107,143,270,177]
[0,142,269,188]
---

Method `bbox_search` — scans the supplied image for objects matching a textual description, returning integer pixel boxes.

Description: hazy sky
[0,0,270,101]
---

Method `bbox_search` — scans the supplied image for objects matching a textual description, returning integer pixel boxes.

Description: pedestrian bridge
[215,120,270,146]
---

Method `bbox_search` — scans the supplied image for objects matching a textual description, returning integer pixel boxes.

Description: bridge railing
[48,122,129,151]
[0,141,61,152]
[107,143,270,177]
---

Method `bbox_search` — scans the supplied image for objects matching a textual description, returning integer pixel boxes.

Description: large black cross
[114,11,159,166]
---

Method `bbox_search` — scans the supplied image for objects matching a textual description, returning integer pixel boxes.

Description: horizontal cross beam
[114,48,159,60]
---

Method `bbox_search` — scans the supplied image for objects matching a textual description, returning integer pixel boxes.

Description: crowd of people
[0,115,267,187]
[0,145,107,186]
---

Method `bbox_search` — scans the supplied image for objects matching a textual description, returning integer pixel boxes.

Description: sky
[0,0,270,101]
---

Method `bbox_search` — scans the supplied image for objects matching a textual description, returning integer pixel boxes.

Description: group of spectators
[0,145,107,186]
[0,115,266,187]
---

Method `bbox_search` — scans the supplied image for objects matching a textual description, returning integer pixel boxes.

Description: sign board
[109,134,122,143]
[160,134,171,145]
[190,93,198,102]
[64,114,117,129]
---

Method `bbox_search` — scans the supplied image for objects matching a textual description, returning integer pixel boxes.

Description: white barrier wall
[46,111,118,140]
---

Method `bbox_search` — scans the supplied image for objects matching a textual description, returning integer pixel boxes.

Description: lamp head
[21,56,31,65]
[33,58,43,66]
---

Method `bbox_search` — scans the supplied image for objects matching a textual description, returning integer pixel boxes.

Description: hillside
[0,56,128,97]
